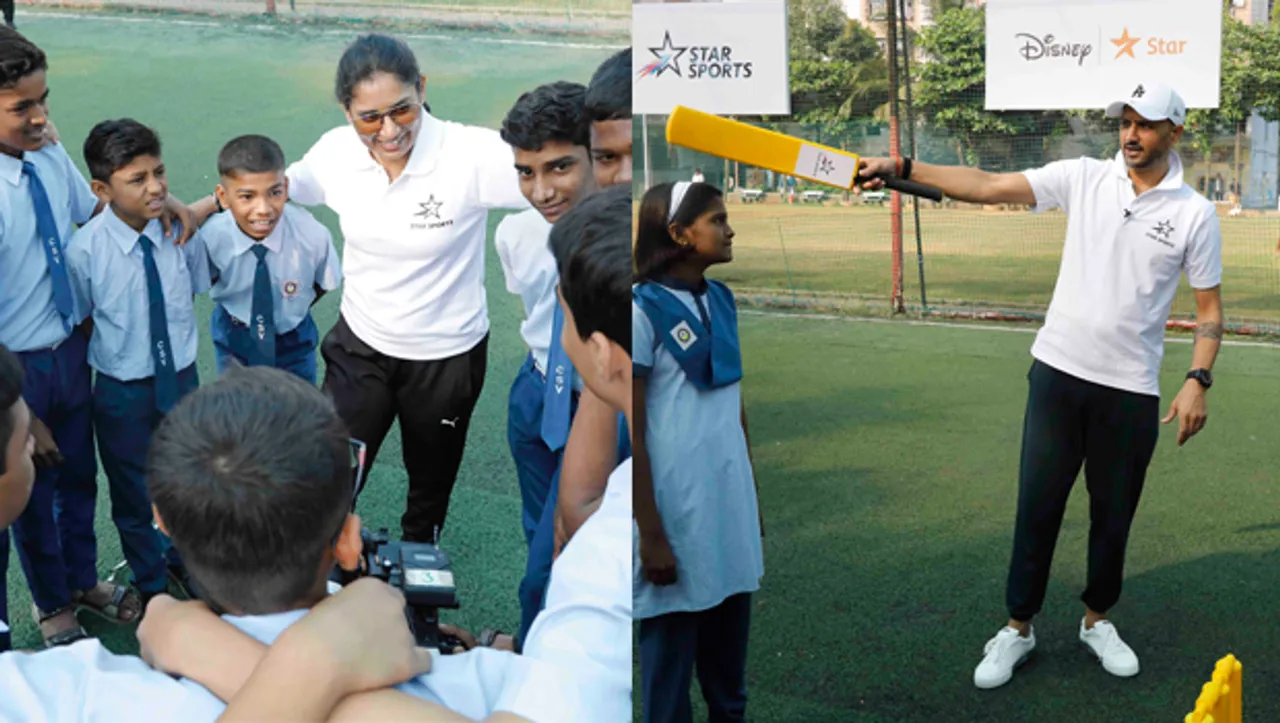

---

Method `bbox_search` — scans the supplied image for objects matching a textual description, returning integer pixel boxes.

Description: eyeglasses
[351,101,420,136]
[349,437,368,506]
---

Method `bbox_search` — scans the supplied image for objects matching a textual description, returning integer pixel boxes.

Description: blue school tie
[140,235,179,413]
[22,161,75,333]
[540,304,574,452]
[249,245,275,366]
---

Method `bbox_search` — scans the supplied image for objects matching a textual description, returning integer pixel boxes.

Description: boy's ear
[90,179,110,203]
[214,183,228,211]
[152,504,169,537]
[334,513,363,572]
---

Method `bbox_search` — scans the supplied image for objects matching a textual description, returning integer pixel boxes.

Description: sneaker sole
[975,647,1033,690]
[1079,640,1140,677]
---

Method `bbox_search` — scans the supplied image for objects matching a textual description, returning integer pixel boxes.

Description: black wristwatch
[1186,368,1213,389]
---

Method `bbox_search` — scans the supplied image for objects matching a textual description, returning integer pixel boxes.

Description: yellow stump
[1185,654,1242,723]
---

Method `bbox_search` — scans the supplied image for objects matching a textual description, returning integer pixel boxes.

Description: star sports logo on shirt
[636,31,754,81]
[411,195,454,231]
[670,321,697,351]
[1146,219,1176,248]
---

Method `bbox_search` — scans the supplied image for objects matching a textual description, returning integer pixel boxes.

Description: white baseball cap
[1106,82,1187,126]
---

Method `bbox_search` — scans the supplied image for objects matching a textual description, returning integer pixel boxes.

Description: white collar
[101,205,165,255]
[1111,149,1185,192]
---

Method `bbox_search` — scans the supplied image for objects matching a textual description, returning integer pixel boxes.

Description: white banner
[632,1,790,116]
[984,0,1221,110]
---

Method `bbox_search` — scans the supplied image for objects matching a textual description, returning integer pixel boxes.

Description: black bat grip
[875,174,944,202]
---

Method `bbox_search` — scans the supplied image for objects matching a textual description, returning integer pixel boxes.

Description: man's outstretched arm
[858,157,1037,206]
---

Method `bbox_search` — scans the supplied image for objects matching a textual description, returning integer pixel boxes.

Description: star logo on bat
[638,31,688,79]
[814,155,836,176]
[415,196,443,220]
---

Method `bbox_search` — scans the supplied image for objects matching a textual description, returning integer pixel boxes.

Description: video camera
[333,527,467,654]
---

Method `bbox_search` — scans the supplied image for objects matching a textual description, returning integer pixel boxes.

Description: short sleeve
[1183,208,1223,290]
[1021,158,1082,214]
[632,298,654,377]
[56,144,99,225]
[473,128,530,211]
[494,215,520,294]
[315,225,343,291]
[64,228,94,322]
[286,142,327,208]
[182,231,213,295]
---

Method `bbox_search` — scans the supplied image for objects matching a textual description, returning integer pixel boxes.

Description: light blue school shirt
[64,207,211,381]
[631,281,763,620]
[203,203,342,333]
[0,143,99,352]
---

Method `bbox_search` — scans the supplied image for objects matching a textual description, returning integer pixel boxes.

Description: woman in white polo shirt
[860,82,1224,691]
[283,34,527,542]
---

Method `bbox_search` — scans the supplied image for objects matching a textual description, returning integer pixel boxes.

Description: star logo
[637,31,688,79]
[415,196,443,220]
[1111,28,1140,59]
[814,155,836,177]
[1153,220,1174,239]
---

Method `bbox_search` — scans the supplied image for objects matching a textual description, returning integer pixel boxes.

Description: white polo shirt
[286,112,529,361]
[494,208,557,373]
[1023,150,1222,397]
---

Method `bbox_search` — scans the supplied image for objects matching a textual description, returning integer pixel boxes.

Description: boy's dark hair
[0,27,46,90]
[335,33,422,109]
[633,181,724,281]
[584,47,631,122]
[82,119,162,184]
[500,81,589,152]
[217,134,286,178]
[147,366,352,615]
[548,184,631,356]
[0,344,23,476]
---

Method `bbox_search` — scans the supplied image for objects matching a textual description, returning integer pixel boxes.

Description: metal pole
[899,0,926,315]
[885,0,904,313]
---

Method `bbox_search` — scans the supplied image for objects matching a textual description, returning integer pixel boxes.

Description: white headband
[668,181,692,224]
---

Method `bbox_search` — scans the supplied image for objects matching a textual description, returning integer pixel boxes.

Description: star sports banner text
[632,0,790,116]
[984,0,1221,110]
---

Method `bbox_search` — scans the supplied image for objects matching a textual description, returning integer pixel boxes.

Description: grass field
[712,202,1280,329]
[4,10,615,654]
[729,312,1280,722]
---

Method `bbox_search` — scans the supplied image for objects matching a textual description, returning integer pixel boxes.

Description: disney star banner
[984,0,1221,110]
[632,0,790,116]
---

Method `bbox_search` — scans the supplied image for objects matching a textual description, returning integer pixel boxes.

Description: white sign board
[985,0,1221,110]
[632,1,790,116]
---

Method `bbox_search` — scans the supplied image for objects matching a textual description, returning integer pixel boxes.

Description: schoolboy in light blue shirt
[64,118,210,610]
[203,134,341,384]
[0,27,142,650]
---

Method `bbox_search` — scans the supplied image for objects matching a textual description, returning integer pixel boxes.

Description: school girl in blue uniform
[632,181,764,723]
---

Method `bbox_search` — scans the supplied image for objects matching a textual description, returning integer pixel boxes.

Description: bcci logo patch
[282,280,299,298]
[670,321,697,351]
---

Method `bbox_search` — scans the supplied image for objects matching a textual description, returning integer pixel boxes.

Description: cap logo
[1132,84,1145,98]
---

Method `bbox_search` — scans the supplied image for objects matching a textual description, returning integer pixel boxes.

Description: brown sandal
[32,605,89,648]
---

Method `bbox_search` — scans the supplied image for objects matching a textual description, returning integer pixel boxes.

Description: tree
[783,0,891,124]
[914,5,1065,168]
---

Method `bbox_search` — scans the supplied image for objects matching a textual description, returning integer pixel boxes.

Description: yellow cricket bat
[664,105,943,201]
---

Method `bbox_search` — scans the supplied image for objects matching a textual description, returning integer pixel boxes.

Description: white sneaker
[974,626,1036,689]
[1079,619,1140,677]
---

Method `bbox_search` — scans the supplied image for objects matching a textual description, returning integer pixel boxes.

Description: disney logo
[1016,33,1093,66]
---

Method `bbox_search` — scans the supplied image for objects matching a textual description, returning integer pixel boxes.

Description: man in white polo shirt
[860,81,1224,689]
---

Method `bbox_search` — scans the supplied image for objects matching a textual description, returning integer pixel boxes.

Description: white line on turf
[22,11,624,50]
[739,309,1280,350]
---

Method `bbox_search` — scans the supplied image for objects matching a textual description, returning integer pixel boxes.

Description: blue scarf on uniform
[633,276,743,391]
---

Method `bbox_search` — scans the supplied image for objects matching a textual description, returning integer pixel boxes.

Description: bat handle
[875,174,945,202]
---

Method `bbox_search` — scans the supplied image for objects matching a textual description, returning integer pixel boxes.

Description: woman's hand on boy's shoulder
[161,196,199,245]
